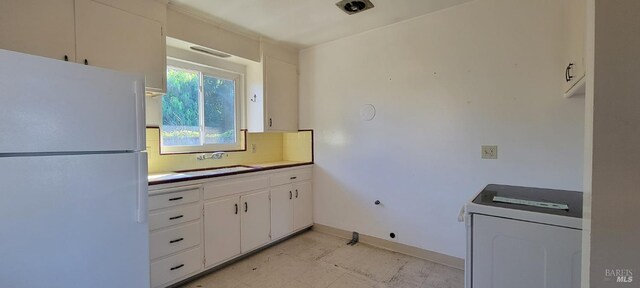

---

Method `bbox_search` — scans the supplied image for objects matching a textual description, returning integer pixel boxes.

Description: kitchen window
[161,59,243,153]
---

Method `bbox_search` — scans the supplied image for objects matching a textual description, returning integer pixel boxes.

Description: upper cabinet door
[562,0,586,95]
[0,0,76,62]
[264,56,299,132]
[75,0,165,93]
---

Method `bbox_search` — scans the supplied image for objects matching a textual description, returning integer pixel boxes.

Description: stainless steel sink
[148,166,256,183]
[179,166,254,177]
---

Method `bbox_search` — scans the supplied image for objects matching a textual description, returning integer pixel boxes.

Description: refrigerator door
[0,152,149,288]
[0,49,145,153]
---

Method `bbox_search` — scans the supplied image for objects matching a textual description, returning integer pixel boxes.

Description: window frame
[160,58,244,154]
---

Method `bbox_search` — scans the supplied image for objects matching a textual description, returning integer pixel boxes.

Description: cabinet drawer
[270,168,312,187]
[151,246,202,288]
[149,204,201,231]
[204,176,269,200]
[149,187,201,210]
[150,221,201,260]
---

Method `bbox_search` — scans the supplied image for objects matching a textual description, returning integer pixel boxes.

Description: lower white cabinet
[271,184,295,240]
[293,181,313,231]
[149,165,313,288]
[240,190,272,252]
[150,247,202,288]
[271,180,313,240]
[148,186,204,288]
[203,196,241,267]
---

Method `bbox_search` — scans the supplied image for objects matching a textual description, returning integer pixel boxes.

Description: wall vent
[336,0,374,15]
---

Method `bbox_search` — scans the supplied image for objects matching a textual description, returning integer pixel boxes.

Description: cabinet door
[562,0,586,93]
[293,181,313,230]
[270,185,294,240]
[0,0,76,61]
[264,56,298,132]
[240,190,271,253]
[204,196,241,268]
[75,0,165,93]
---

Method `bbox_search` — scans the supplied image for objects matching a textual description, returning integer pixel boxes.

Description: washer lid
[472,184,583,218]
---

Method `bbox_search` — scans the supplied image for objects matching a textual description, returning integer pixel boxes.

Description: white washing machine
[462,184,582,288]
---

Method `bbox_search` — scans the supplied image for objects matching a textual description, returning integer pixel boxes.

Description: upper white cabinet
[562,0,586,98]
[247,41,299,132]
[75,0,166,94]
[0,0,166,95]
[0,0,76,61]
[264,56,299,131]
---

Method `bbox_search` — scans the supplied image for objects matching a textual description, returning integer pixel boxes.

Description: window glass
[160,61,242,153]
[162,67,200,146]
[203,75,236,145]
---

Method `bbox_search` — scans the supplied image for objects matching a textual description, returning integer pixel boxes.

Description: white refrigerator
[0,49,150,288]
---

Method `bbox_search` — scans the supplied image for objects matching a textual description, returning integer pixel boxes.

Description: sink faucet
[196,152,226,161]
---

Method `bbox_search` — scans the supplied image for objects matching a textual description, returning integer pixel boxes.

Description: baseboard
[312,223,464,270]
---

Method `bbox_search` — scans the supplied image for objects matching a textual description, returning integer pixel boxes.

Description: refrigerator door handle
[134,79,146,152]
[137,152,149,223]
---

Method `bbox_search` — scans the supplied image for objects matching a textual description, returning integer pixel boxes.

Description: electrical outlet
[251,144,256,153]
[481,145,498,159]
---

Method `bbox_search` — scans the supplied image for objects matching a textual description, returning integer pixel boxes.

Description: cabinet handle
[169,238,184,244]
[84,59,89,65]
[289,191,292,200]
[269,118,273,127]
[168,197,183,201]
[169,215,184,220]
[244,202,248,213]
[565,63,574,82]
[235,203,238,215]
[290,176,297,180]
[64,55,69,61]
[170,264,184,271]
[296,189,299,198]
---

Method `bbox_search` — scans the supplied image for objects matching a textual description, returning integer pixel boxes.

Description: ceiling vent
[190,46,231,58]
[336,0,374,15]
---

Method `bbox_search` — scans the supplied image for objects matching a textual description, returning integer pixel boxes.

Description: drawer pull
[169,238,184,244]
[168,197,183,201]
[290,176,297,180]
[169,215,184,220]
[170,264,184,271]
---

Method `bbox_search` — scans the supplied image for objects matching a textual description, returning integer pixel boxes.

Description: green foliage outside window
[162,66,237,147]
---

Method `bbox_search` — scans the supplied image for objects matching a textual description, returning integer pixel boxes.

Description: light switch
[482,145,498,159]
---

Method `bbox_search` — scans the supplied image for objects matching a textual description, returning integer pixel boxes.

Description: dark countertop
[148,161,313,186]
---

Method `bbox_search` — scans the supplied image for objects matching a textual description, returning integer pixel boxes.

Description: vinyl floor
[179,230,463,288]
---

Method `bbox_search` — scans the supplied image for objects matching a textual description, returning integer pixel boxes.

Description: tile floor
[178,231,463,288]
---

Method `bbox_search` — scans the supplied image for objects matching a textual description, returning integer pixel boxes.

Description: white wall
[300,0,585,259]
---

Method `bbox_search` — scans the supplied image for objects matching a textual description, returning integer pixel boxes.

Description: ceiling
[167,0,475,49]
